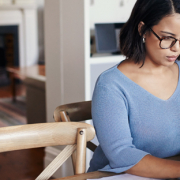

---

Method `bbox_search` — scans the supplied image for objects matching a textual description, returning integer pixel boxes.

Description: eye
[162,36,172,40]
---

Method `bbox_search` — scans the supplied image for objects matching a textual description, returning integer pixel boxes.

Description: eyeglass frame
[149,27,180,49]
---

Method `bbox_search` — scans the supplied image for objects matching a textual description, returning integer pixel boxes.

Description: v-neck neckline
[115,61,180,102]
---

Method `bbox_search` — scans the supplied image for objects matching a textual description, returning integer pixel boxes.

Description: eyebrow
[160,31,176,36]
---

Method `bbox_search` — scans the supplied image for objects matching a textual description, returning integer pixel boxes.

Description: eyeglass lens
[161,37,178,49]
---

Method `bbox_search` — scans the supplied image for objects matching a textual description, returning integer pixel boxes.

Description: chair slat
[36,145,76,180]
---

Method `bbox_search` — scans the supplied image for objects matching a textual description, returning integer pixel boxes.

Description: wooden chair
[53,101,97,175]
[0,122,95,180]
[53,101,97,152]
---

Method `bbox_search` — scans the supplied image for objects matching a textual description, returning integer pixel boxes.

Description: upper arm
[92,84,149,170]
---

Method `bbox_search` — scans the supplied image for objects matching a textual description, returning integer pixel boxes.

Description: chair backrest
[0,122,95,180]
[54,101,92,122]
[53,101,97,152]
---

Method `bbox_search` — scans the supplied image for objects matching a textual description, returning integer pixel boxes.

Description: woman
[88,0,180,179]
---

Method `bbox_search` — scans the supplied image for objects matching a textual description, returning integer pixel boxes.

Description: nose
[170,40,180,52]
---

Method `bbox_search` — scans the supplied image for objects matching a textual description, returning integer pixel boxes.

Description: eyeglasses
[149,27,180,49]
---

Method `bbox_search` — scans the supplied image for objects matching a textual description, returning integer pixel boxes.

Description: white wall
[90,0,136,29]
[45,0,86,122]
[37,0,136,63]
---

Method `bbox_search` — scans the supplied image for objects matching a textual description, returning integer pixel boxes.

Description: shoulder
[95,63,126,89]
[92,63,130,109]
[93,62,133,101]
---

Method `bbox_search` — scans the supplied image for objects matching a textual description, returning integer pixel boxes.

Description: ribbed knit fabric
[88,60,180,173]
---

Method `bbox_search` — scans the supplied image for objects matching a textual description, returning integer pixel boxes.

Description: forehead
[153,13,180,35]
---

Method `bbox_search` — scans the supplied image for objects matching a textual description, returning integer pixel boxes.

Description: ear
[138,21,145,36]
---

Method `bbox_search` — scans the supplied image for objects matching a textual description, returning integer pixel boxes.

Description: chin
[164,60,176,67]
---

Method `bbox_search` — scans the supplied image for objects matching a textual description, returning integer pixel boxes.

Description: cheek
[145,36,160,52]
[178,46,180,55]
[145,38,168,59]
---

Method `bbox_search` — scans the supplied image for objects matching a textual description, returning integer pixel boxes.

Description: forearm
[125,154,180,179]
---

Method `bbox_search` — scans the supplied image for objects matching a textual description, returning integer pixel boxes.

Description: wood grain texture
[0,122,95,152]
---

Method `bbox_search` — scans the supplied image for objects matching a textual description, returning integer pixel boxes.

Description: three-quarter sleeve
[92,84,149,173]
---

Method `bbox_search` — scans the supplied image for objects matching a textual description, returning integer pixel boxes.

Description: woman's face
[144,13,180,67]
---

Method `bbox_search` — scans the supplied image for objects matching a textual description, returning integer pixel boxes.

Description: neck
[136,56,176,75]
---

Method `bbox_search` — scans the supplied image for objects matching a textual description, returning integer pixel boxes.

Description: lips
[166,55,178,62]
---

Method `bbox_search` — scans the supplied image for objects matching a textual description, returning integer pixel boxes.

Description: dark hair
[120,0,180,66]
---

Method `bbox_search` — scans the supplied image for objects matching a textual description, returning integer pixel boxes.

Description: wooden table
[52,170,180,180]
[53,171,118,180]
[6,65,45,102]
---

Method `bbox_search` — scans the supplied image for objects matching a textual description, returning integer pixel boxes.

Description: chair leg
[75,128,87,175]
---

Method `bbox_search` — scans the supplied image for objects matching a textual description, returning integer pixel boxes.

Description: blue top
[88,60,180,173]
